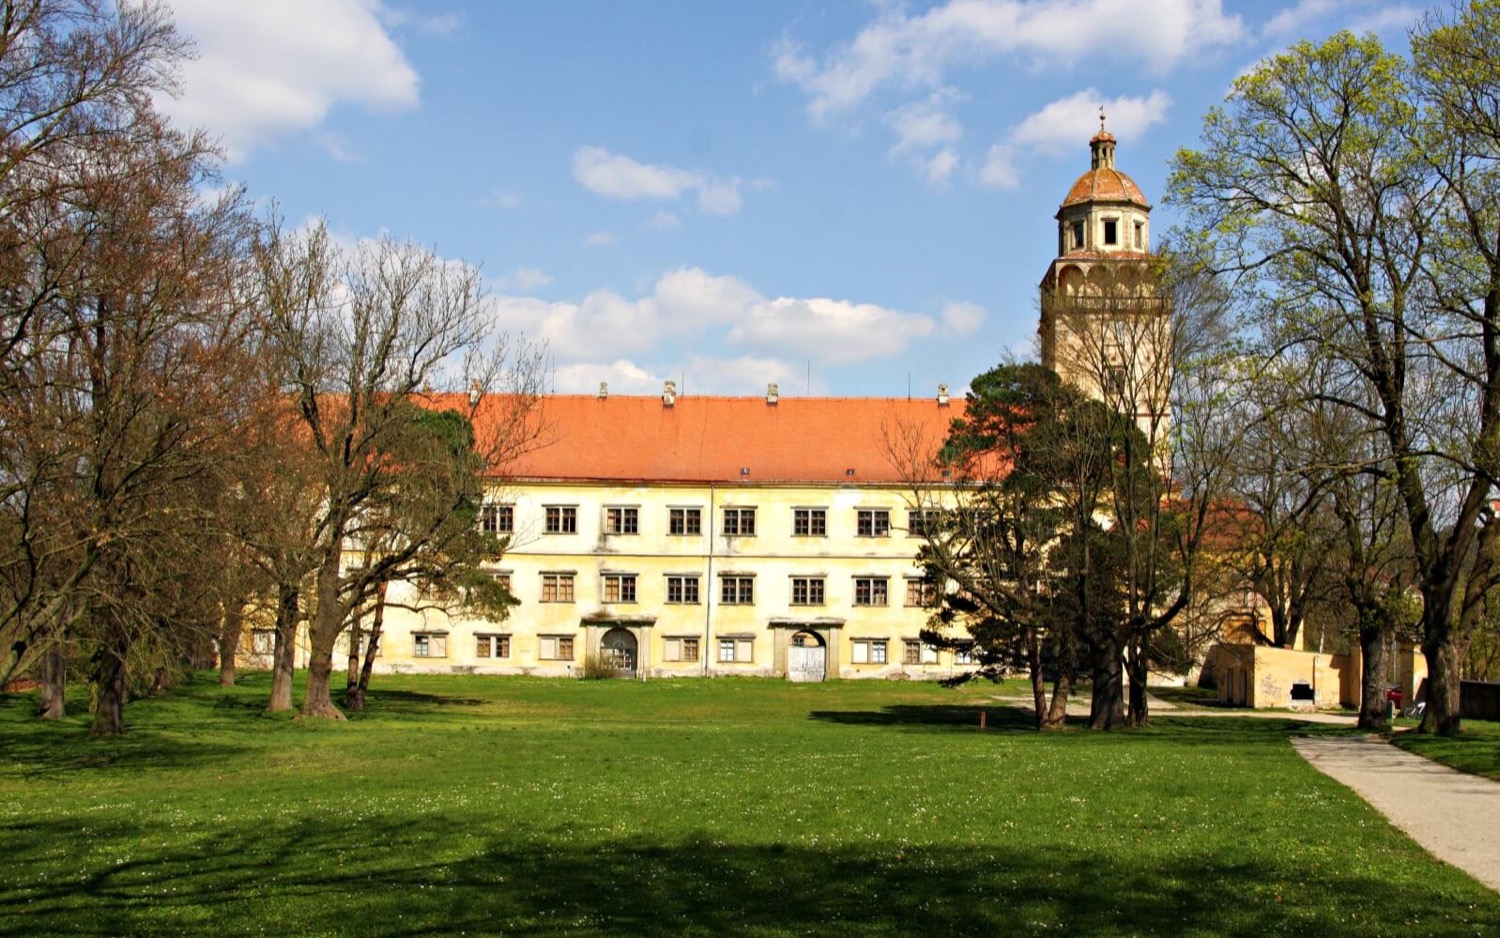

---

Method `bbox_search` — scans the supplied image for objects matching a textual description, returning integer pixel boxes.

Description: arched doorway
[787,630,826,683]
[601,627,638,678]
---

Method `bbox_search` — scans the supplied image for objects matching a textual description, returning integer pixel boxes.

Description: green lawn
[1,674,1495,937]
[1393,719,1500,781]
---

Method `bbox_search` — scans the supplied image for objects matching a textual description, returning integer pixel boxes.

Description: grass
[1393,719,1500,781]
[0,673,1497,937]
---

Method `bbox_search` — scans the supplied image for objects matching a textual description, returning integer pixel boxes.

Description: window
[854,577,889,606]
[250,629,275,655]
[666,575,700,604]
[544,505,577,534]
[903,640,939,665]
[718,637,754,662]
[1133,220,1144,249]
[907,509,940,538]
[540,573,575,603]
[856,509,890,537]
[905,578,938,607]
[851,639,888,664]
[665,637,701,662]
[491,572,512,594]
[791,576,825,606]
[793,508,827,537]
[539,635,575,660]
[1103,219,1118,245]
[722,507,756,536]
[669,507,702,535]
[604,506,639,535]
[603,573,638,603]
[413,632,448,658]
[480,504,514,534]
[720,575,755,605]
[956,642,976,665]
[1071,221,1084,249]
[475,633,511,658]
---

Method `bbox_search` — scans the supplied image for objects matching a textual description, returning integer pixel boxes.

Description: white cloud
[553,360,662,395]
[481,190,524,210]
[489,267,963,371]
[1261,0,1418,39]
[923,148,959,184]
[496,267,551,291]
[156,0,419,162]
[584,231,619,247]
[572,146,748,216]
[775,0,1243,119]
[1010,88,1172,154]
[885,90,964,153]
[978,143,1020,189]
[313,131,361,163]
[552,356,814,396]
[645,210,681,231]
[379,7,462,36]
[940,301,987,336]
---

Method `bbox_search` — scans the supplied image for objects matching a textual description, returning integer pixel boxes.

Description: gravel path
[1292,734,1500,891]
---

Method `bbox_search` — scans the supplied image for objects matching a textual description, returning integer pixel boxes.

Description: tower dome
[1053,113,1151,258]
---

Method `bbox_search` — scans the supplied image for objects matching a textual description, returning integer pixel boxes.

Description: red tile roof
[1061,166,1148,208]
[478,393,967,484]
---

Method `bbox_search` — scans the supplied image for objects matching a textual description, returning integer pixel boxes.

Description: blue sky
[158,0,1420,397]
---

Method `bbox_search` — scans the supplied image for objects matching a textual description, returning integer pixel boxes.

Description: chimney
[663,379,677,407]
[766,382,779,404]
[469,379,483,406]
[598,381,608,400]
[937,383,950,406]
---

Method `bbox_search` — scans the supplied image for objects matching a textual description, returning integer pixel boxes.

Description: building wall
[359,479,973,681]
[1210,643,1353,709]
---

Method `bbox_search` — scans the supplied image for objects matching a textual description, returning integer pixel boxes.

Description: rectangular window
[540,573,575,603]
[854,577,889,607]
[1103,219,1118,245]
[491,572,512,594]
[666,575,700,604]
[905,578,937,607]
[956,642,976,665]
[903,640,922,666]
[907,509,940,538]
[790,576,825,606]
[851,639,888,665]
[718,638,754,662]
[544,505,577,534]
[1071,221,1084,249]
[539,635,575,660]
[669,507,702,535]
[1133,221,1144,249]
[793,508,827,537]
[720,575,755,605]
[604,506,639,535]
[856,509,891,537]
[480,504,514,534]
[722,507,756,536]
[413,633,448,658]
[603,573,638,603]
[475,633,511,658]
[665,637,701,662]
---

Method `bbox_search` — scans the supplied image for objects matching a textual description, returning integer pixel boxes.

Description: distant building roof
[474,393,967,485]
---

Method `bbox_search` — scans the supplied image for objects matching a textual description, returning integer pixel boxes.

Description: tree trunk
[1088,634,1127,730]
[1042,669,1072,731]
[89,625,129,738]
[1025,624,1046,729]
[268,584,298,712]
[218,603,243,687]
[1419,634,1464,735]
[347,583,387,712]
[1126,634,1150,727]
[1356,618,1392,731]
[300,557,346,720]
[37,645,65,720]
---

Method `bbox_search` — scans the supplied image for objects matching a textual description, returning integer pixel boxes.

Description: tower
[1038,115,1170,438]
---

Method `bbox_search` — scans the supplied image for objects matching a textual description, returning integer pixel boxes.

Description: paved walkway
[1292,734,1500,891]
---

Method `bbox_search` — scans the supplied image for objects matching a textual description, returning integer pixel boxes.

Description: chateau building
[257,124,1164,681]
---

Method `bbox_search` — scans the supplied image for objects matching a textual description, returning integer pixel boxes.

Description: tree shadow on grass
[810,703,1040,733]
[2,812,1494,937]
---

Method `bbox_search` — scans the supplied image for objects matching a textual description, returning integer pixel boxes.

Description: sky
[155,0,1422,398]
